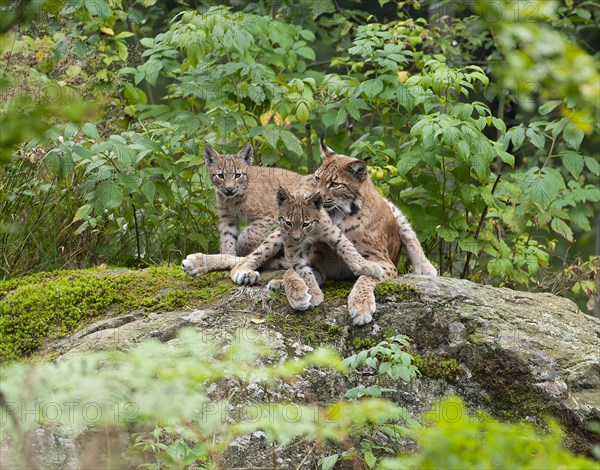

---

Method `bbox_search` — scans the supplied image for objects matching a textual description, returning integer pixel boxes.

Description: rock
[4,273,600,468]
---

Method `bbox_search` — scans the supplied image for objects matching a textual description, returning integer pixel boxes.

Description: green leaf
[538,100,562,115]
[296,46,315,60]
[584,156,600,175]
[166,441,187,462]
[82,123,100,141]
[562,152,585,178]
[114,31,135,39]
[457,140,470,160]
[296,102,310,124]
[458,237,481,255]
[497,149,515,167]
[364,449,377,469]
[318,454,339,470]
[279,130,303,155]
[263,128,279,149]
[509,126,525,150]
[73,204,93,222]
[487,258,513,277]
[84,0,111,18]
[362,79,384,98]
[438,226,459,242]
[312,0,335,18]
[141,181,156,204]
[213,114,238,136]
[551,217,573,242]
[526,128,545,149]
[396,155,421,176]
[563,121,584,150]
[248,85,266,105]
[95,180,124,210]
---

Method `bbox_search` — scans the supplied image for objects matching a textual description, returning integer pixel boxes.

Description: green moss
[321,280,354,300]
[351,336,377,350]
[472,348,550,422]
[412,353,463,382]
[266,309,344,347]
[0,266,235,362]
[374,282,417,302]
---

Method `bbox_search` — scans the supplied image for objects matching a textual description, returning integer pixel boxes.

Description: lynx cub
[203,142,312,256]
[182,142,313,277]
[267,188,383,310]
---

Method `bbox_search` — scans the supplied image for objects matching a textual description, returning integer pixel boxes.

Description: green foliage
[343,334,420,394]
[0,266,234,362]
[380,397,598,470]
[1,328,595,468]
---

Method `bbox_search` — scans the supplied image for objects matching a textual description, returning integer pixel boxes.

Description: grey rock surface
[5,274,600,468]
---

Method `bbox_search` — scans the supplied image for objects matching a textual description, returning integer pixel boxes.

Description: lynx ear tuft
[204,142,219,166]
[276,186,292,207]
[345,160,367,181]
[307,192,323,210]
[319,134,336,159]
[238,141,254,165]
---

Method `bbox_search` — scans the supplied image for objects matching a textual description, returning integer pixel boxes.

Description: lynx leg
[236,218,277,256]
[182,253,242,278]
[218,214,239,256]
[282,268,312,310]
[230,230,285,285]
[385,200,437,276]
[348,259,397,326]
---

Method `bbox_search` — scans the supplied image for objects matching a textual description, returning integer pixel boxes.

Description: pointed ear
[345,160,367,181]
[237,141,254,165]
[307,192,323,210]
[319,134,336,159]
[276,186,292,207]
[204,142,219,166]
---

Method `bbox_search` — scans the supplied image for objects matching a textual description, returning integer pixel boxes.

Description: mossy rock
[0,266,235,362]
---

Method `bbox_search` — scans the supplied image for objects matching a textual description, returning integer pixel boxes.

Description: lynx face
[276,188,323,242]
[204,142,253,198]
[314,141,367,217]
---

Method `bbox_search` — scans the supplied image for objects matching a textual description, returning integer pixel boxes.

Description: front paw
[309,288,324,307]
[182,253,209,278]
[267,279,284,291]
[288,290,312,311]
[359,261,384,279]
[415,261,437,277]
[231,264,260,285]
[348,290,376,326]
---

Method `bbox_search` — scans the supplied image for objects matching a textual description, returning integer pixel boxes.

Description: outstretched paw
[348,290,376,326]
[182,253,209,278]
[359,261,385,279]
[414,261,437,277]
[231,264,260,285]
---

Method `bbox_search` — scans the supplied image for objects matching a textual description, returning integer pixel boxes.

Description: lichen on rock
[1,268,599,467]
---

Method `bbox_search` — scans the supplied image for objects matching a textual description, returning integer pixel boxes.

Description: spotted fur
[266,188,383,310]
[182,142,312,277]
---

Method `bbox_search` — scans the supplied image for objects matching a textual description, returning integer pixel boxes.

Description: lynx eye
[302,222,312,228]
[234,173,242,179]
[216,173,225,179]
[314,175,320,183]
[330,181,342,188]
[284,220,292,227]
